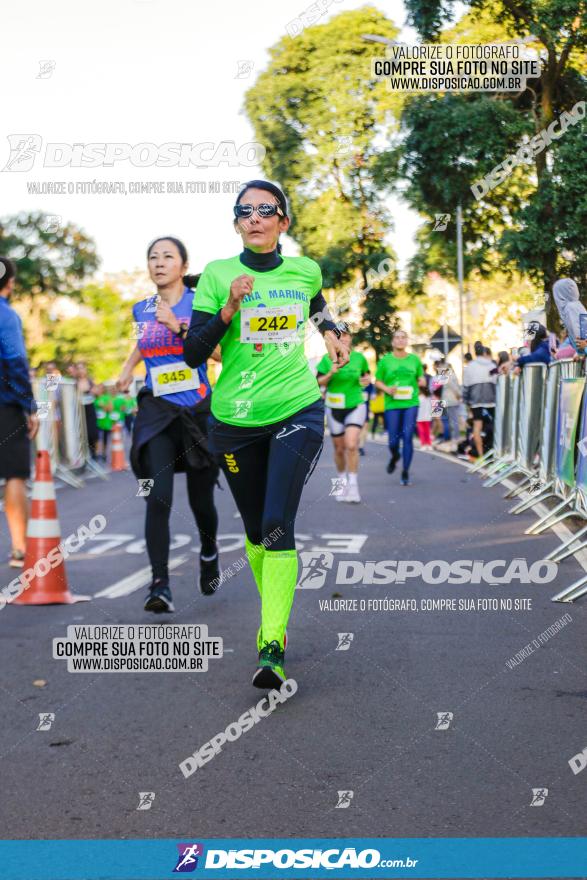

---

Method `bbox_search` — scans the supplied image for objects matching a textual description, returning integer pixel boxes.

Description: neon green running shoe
[252,640,286,690]
[256,627,288,652]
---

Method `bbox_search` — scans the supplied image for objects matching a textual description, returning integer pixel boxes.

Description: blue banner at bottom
[1,838,586,880]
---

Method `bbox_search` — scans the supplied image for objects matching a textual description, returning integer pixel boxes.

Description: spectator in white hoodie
[462,340,496,458]
[553,278,587,357]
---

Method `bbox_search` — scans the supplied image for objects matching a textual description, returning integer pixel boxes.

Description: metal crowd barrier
[470,373,510,479]
[33,378,108,487]
[482,370,522,487]
[508,358,565,514]
[470,357,587,603]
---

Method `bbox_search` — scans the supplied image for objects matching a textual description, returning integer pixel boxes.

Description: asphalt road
[1,439,586,844]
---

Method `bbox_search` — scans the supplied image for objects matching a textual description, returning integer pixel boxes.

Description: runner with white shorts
[316,325,370,503]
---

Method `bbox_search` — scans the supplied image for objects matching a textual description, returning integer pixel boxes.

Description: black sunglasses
[233,202,284,219]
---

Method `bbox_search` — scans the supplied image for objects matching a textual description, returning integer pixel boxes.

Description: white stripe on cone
[31,483,56,500]
[27,519,61,538]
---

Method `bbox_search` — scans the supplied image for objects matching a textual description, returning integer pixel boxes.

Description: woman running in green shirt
[375,329,426,485]
[316,325,371,503]
[183,179,348,689]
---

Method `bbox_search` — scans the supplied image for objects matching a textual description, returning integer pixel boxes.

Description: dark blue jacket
[518,339,552,367]
[0,296,35,412]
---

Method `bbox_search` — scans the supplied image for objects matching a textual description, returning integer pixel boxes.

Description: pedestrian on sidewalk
[416,385,433,449]
[74,361,99,458]
[462,341,496,459]
[433,360,461,450]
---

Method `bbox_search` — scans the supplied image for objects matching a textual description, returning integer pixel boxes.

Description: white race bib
[393,386,413,401]
[326,392,345,409]
[150,361,198,397]
[240,305,303,344]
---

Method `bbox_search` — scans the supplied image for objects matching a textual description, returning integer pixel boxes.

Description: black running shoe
[386,450,400,474]
[252,640,286,690]
[144,578,174,613]
[199,553,220,596]
[9,549,25,568]
[400,469,410,486]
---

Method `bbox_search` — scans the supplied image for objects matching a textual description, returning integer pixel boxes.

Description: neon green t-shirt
[375,352,424,410]
[94,394,113,430]
[111,394,127,425]
[193,255,323,426]
[316,350,370,410]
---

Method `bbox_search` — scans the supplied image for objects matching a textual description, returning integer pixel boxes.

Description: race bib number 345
[150,361,198,397]
[240,305,303,344]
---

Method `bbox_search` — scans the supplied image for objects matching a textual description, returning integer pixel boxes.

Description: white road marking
[95,554,190,599]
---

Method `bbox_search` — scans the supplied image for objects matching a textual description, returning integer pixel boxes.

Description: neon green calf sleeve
[245,537,265,599]
[261,549,298,649]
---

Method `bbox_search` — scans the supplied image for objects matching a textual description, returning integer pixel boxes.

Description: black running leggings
[215,426,323,551]
[144,420,218,580]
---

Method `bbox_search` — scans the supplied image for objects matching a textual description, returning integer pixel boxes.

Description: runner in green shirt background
[375,329,426,486]
[316,325,371,503]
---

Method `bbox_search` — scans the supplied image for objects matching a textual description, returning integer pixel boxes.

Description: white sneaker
[342,483,361,503]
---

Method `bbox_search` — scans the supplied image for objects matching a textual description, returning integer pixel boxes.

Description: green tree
[244,6,403,330]
[398,1,587,326]
[0,212,99,347]
[27,284,133,381]
[353,286,400,357]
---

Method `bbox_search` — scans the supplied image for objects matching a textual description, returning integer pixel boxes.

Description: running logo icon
[136,792,155,811]
[45,374,61,391]
[296,551,334,589]
[336,632,354,651]
[234,400,253,419]
[336,136,354,155]
[239,370,256,390]
[530,788,548,806]
[235,60,254,79]
[35,401,52,420]
[132,321,148,339]
[173,843,204,872]
[37,60,56,79]
[144,294,161,313]
[2,134,42,171]
[330,477,346,496]
[36,712,55,731]
[42,215,62,233]
[335,790,354,808]
[435,712,453,730]
[137,479,154,497]
[433,213,451,231]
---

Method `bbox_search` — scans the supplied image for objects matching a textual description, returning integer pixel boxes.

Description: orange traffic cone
[110,422,128,471]
[13,451,90,605]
